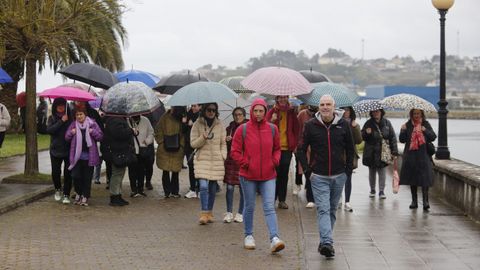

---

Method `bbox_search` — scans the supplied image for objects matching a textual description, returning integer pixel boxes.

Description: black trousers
[128,155,148,193]
[0,131,5,148]
[71,160,93,198]
[304,170,314,203]
[275,150,293,202]
[50,155,73,195]
[105,160,112,182]
[162,171,179,196]
[185,147,197,191]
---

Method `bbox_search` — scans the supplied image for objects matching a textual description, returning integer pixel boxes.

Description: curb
[0,185,54,215]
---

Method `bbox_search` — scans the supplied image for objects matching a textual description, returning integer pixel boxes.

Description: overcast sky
[27,0,480,92]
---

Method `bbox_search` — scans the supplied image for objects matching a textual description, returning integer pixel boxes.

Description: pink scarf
[409,119,425,151]
[68,117,93,170]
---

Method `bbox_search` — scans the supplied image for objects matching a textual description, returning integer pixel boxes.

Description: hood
[250,98,268,124]
[315,109,345,125]
[52,98,67,116]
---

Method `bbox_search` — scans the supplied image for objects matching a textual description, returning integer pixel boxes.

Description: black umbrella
[59,63,118,90]
[299,69,331,83]
[152,71,208,94]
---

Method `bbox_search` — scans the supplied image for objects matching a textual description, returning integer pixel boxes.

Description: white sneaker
[234,213,243,223]
[344,202,353,212]
[54,190,62,201]
[62,195,71,204]
[306,202,315,208]
[292,185,301,195]
[184,190,197,199]
[223,212,234,223]
[337,201,342,209]
[244,235,256,250]
[270,236,285,253]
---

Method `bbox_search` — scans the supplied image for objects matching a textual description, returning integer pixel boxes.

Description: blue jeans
[310,173,347,245]
[240,177,279,240]
[226,184,244,214]
[199,179,217,211]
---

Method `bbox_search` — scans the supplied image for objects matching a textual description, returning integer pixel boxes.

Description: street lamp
[432,0,454,160]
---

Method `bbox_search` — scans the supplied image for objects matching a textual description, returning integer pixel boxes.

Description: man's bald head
[319,94,335,122]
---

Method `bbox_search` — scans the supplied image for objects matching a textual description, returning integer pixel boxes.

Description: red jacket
[231,99,281,181]
[266,103,299,151]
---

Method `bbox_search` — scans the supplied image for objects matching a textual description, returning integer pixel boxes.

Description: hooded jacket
[46,98,71,158]
[298,110,354,176]
[231,99,281,181]
[266,102,299,151]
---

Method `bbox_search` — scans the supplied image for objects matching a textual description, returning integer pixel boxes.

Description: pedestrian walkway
[0,152,479,269]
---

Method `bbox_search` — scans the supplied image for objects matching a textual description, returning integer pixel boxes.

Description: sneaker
[270,236,285,253]
[74,194,81,205]
[369,190,376,198]
[94,180,101,184]
[379,191,386,199]
[306,202,315,208]
[344,202,353,212]
[234,213,243,223]
[171,194,181,198]
[80,197,88,206]
[278,201,289,209]
[184,190,197,199]
[244,235,256,250]
[130,192,137,198]
[54,190,62,201]
[138,191,147,197]
[134,193,142,198]
[62,195,71,204]
[223,212,234,223]
[319,243,335,258]
[292,185,301,195]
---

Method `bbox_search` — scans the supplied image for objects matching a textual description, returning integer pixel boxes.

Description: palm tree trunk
[24,58,38,175]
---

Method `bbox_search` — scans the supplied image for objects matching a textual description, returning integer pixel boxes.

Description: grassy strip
[2,173,51,184]
[0,134,50,158]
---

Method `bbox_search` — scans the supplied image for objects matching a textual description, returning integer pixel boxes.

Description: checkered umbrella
[298,82,359,108]
[382,94,437,113]
[241,67,313,96]
[353,99,384,114]
[219,76,254,93]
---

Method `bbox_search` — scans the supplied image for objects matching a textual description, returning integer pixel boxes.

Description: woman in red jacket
[231,99,285,253]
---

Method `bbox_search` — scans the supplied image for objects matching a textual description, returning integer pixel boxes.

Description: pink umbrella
[241,67,313,96]
[38,86,96,101]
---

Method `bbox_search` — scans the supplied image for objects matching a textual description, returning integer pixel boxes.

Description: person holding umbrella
[154,106,186,198]
[399,109,437,211]
[190,103,227,225]
[46,98,73,203]
[361,108,398,199]
[266,95,300,209]
[65,109,103,206]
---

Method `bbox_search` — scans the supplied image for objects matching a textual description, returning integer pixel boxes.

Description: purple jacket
[65,117,103,169]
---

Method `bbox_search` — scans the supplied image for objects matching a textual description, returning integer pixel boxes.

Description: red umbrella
[16,92,26,108]
[38,86,96,101]
[241,67,313,96]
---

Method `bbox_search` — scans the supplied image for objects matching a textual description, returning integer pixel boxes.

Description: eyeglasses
[206,108,217,113]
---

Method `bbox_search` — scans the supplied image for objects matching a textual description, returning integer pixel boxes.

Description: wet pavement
[0,152,479,269]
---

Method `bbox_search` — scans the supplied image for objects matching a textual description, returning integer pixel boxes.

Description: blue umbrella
[167,82,238,106]
[115,69,160,88]
[0,67,13,83]
[298,82,359,108]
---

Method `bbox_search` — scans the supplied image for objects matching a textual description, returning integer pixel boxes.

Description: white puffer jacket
[190,117,227,181]
[0,103,11,132]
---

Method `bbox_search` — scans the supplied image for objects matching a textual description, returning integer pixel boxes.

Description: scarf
[409,119,426,151]
[68,117,93,170]
[275,102,290,112]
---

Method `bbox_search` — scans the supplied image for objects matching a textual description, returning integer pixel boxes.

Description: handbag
[164,133,180,152]
[376,124,393,164]
[392,159,400,194]
[134,136,154,160]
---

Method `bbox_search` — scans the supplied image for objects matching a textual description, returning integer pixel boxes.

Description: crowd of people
[1,92,437,257]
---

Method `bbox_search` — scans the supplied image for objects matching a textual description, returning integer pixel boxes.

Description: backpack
[242,123,275,151]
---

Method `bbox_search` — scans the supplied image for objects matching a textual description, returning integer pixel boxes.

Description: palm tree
[0,0,127,175]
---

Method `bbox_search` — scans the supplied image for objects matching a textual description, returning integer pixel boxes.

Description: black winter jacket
[361,117,398,168]
[298,113,354,176]
[46,99,71,158]
[102,117,135,166]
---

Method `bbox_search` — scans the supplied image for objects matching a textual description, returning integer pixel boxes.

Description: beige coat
[190,117,227,181]
[154,112,184,173]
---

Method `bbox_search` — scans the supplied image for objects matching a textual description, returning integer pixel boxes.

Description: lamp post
[432,0,454,160]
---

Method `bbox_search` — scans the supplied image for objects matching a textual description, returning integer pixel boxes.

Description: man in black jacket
[298,95,354,258]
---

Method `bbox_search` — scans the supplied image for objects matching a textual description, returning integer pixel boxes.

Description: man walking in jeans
[298,95,354,258]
